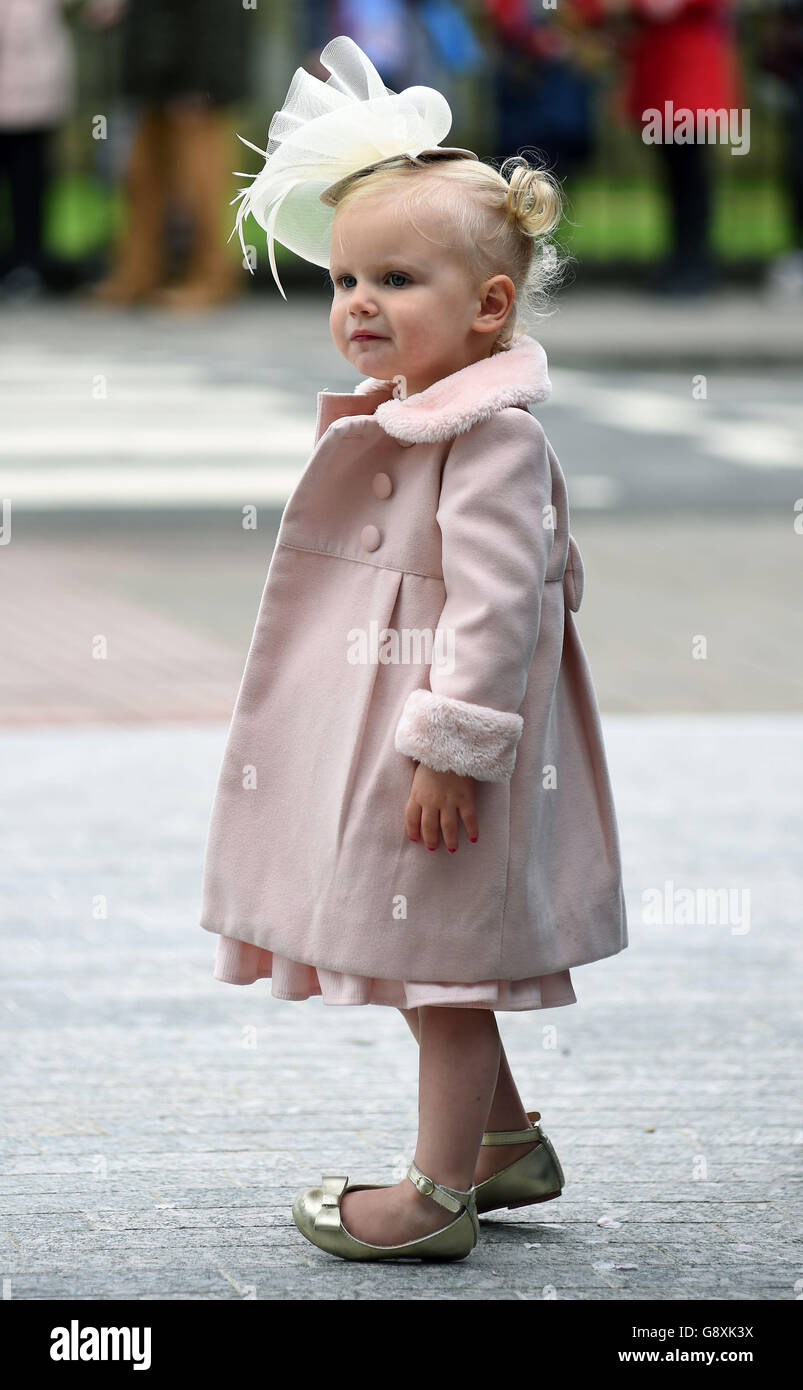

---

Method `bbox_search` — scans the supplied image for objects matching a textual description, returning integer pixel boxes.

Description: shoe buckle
[415,1173,435,1196]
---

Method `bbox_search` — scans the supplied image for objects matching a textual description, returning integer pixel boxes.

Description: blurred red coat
[569,0,743,124]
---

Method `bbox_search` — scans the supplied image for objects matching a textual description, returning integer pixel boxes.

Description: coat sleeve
[394,407,556,782]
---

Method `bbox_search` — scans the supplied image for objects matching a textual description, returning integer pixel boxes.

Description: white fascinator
[228,34,478,298]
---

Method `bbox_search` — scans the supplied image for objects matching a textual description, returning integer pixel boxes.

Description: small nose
[348,282,377,315]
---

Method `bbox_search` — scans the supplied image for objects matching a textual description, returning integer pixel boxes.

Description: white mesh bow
[228,34,477,299]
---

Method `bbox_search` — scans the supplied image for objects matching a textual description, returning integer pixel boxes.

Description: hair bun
[504,162,563,240]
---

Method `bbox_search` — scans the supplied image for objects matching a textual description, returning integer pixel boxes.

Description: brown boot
[85,107,170,305]
[151,102,243,311]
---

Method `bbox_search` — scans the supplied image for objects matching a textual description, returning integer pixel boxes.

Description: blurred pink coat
[0,1,75,129]
[200,334,628,983]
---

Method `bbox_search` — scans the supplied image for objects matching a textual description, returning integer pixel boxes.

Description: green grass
[1,173,792,264]
[45,174,118,257]
[562,176,793,260]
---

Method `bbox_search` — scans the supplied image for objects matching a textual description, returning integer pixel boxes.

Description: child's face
[328,192,496,398]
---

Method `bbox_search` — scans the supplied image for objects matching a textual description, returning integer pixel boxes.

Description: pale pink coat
[0,1,75,130]
[200,334,628,1009]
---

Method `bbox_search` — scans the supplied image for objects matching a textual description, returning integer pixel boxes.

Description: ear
[472,274,515,337]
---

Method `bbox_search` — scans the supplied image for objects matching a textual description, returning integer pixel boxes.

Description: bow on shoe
[314,1174,349,1233]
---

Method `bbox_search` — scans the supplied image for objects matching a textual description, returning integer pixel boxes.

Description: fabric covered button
[371,471,393,499]
[360,524,382,552]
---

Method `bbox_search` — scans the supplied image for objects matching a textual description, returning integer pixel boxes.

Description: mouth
[350,332,387,342]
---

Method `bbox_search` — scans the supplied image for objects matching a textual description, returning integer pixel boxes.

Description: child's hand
[405,764,478,852]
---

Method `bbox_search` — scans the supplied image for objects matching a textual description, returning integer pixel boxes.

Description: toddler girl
[200,35,628,1262]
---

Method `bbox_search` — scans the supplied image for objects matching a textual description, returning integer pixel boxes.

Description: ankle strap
[407,1161,473,1213]
[481,1110,542,1146]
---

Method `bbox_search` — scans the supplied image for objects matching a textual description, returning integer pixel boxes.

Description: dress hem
[211,934,578,1012]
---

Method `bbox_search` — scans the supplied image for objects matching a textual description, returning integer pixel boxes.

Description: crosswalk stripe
[1,426,312,455]
[550,369,802,469]
[1,466,304,508]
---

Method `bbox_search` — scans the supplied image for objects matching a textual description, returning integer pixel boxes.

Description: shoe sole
[504,1187,562,1211]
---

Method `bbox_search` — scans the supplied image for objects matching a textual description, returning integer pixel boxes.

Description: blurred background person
[569,0,744,296]
[757,0,803,298]
[85,0,250,308]
[298,0,484,120]
[0,0,78,301]
[478,0,606,182]
[302,0,414,86]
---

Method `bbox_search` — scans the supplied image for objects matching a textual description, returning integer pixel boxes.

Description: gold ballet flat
[475,1110,565,1214]
[292,1160,479,1261]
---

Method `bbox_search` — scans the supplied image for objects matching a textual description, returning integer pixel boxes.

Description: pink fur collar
[352,333,551,444]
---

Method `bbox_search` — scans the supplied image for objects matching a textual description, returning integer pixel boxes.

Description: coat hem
[198,900,628,983]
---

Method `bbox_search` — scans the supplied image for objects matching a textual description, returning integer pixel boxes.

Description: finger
[459,801,479,844]
[405,796,422,842]
[440,806,459,853]
[420,804,441,850]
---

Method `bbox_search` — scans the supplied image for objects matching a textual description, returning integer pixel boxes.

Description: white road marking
[1,465,306,508]
[697,424,802,468]
[549,369,802,470]
[566,475,623,508]
[1,425,313,456]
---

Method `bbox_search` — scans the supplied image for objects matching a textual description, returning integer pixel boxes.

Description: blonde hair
[328,151,574,352]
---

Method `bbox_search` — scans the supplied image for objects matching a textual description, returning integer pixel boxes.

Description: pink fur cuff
[394,688,524,782]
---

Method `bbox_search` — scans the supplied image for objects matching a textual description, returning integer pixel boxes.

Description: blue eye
[332,272,410,289]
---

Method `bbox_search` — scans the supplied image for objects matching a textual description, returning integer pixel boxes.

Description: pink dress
[213,934,577,1012]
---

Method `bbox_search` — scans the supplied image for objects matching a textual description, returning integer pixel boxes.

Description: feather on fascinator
[228,34,478,299]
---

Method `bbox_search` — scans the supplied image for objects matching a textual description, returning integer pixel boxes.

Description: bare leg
[155,99,240,307]
[397,1005,420,1040]
[86,107,169,302]
[397,1005,542,1183]
[339,1006,501,1245]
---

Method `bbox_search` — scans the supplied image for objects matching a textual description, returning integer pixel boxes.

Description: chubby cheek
[329,303,345,346]
[396,296,452,354]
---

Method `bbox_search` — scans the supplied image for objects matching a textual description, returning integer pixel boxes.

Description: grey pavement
[1,715,800,1300]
